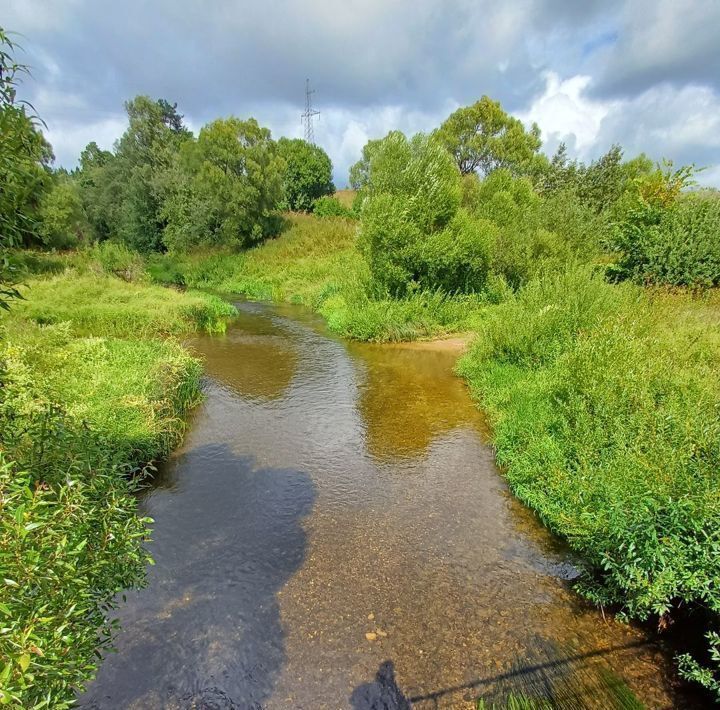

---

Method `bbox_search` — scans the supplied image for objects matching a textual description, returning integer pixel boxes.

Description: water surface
[81,301,690,708]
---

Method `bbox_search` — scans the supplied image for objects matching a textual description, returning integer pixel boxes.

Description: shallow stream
[81,301,691,708]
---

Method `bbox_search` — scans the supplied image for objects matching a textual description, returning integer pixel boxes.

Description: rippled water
[80,301,692,708]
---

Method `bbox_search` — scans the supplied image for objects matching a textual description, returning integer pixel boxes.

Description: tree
[75,142,117,240]
[37,177,88,249]
[435,96,541,177]
[162,117,284,251]
[277,138,334,211]
[0,28,52,305]
[348,136,386,190]
[111,96,192,251]
[538,143,654,214]
[358,132,492,295]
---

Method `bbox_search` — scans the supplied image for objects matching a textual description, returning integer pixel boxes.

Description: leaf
[18,654,30,672]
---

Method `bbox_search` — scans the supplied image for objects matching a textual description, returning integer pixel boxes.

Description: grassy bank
[457,269,720,620]
[0,262,236,706]
[149,213,488,341]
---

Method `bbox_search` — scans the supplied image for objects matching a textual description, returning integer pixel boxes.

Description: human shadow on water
[350,661,412,710]
[78,443,316,709]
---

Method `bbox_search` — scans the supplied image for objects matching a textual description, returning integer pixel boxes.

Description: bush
[0,315,208,706]
[465,169,580,289]
[0,440,150,708]
[611,195,720,287]
[358,132,484,296]
[312,195,353,219]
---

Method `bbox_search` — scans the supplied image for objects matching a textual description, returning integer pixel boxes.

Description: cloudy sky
[5,0,720,186]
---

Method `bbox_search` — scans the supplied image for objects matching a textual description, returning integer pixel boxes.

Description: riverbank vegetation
[2,22,720,704]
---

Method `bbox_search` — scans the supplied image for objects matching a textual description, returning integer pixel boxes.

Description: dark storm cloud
[7,0,610,117]
[589,0,720,97]
[4,0,720,185]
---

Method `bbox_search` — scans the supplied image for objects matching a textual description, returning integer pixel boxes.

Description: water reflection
[189,306,298,402]
[349,342,485,461]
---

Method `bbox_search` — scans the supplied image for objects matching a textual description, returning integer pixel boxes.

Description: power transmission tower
[301,78,320,144]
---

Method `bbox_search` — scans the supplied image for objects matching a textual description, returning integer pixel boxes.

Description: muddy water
[81,301,690,709]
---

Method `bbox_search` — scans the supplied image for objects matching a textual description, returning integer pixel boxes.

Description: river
[80,300,690,709]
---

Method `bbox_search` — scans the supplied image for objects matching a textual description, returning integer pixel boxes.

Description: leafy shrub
[610,195,720,287]
[465,169,579,289]
[358,132,494,296]
[0,314,208,707]
[678,631,720,702]
[0,437,150,708]
[420,210,494,293]
[312,195,353,219]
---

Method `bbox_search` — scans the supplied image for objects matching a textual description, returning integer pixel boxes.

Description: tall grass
[12,273,236,338]
[458,267,720,624]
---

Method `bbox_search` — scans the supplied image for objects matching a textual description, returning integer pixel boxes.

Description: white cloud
[518,72,617,155]
[44,116,126,167]
[518,72,720,185]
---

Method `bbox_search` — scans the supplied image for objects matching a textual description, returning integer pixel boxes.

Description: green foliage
[37,177,88,249]
[538,143,654,214]
[162,117,284,251]
[0,256,235,705]
[0,321,203,706]
[277,138,334,211]
[358,131,492,296]
[678,631,720,701]
[0,28,52,307]
[75,141,117,241]
[610,187,720,287]
[312,195,354,219]
[348,136,385,190]
[464,170,579,289]
[0,441,150,708]
[458,265,720,634]
[436,96,542,177]
[111,96,192,251]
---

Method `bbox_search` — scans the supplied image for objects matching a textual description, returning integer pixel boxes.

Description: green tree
[277,138,334,211]
[75,141,117,241]
[435,96,542,177]
[111,96,192,251]
[539,143,654,214]
[359,132,492,295]
[162,117,284,251]
[0,28,52,304]
[37,177,88,249]
[348,136,386,190]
